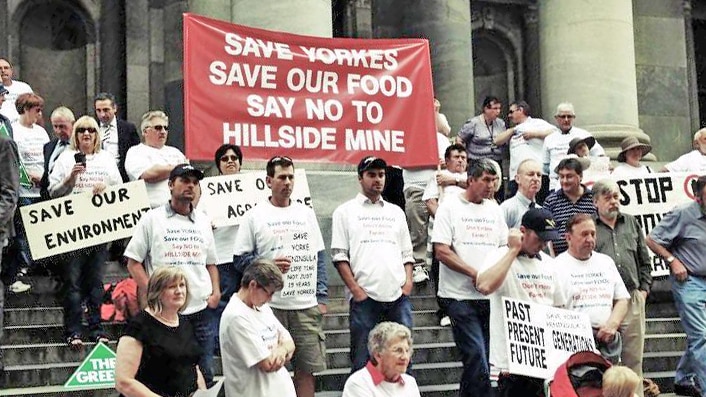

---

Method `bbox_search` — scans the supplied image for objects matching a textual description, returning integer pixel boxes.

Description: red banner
[183,13,438,167]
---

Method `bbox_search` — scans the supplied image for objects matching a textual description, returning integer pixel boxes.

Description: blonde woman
[602,366,641,397]
[116,267,206,396]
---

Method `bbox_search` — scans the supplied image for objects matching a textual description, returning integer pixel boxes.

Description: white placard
[20,181,150,259]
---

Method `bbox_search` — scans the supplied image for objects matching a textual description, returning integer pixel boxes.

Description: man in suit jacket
[94,92,140,182]
[40,107,74,200]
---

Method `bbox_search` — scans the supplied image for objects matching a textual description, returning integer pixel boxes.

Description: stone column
[232,0,332,37]
[99,0,127,117]
[372,0,473,133]
[162,0,187,149]
[683,0,700,132]
[539,0,652,159]
[523,4,541,119]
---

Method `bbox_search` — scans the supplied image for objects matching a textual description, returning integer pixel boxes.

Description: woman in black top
[115,267,205,396]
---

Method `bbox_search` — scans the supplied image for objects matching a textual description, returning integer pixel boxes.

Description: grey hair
[50,106,76,123]
[592,179,620,202]
[140,110,169,133]
[555,102,576,116]
[467,158,498,179]
[367,321,413,364]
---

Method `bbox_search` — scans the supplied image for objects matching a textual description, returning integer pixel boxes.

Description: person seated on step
[342,321,420,397]
[48,115,122,347]
[115,266,206,397]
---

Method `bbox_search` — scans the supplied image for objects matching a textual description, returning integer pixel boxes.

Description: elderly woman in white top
[49,115,122,347]
[342,322,421,397]
[611,136,653,178]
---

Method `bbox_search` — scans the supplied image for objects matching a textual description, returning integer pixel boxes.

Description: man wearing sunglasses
[125,110,187,208]
[93,92,140,183]
[542,103,605,191]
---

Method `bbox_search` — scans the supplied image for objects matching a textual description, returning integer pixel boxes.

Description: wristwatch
[665,256,675,264]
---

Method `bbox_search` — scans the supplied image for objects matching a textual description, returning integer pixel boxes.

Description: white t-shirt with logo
[554,251,631,327]
[124,205,218,314]
[49,149,122,195]
[234,200,325,310]
[480,247,568,370]
[220,297,296,397]
[421,170,466,204]
[510,117,553,179]
[0,80,33,122]
[12,122,49,197]
[431,193,508,300]
[125,143,187,208]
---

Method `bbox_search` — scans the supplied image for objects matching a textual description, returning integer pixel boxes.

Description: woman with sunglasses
[49,115,122,347]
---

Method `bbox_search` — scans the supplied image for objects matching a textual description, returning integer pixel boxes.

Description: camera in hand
[74,152,86,166]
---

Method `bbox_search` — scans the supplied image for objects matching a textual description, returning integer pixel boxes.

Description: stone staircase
[0,262,684,396]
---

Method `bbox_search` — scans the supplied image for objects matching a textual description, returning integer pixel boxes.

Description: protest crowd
[2,37,706,397]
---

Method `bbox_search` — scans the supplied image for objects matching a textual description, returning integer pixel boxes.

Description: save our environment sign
[64,342,116,389]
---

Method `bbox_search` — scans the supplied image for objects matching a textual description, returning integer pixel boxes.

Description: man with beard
[332,156,414,372]
[646,176,706,397]
[593,179,652,396]
[500,159,543,228]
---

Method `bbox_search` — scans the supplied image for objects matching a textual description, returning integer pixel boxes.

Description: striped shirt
[543,186,596,255]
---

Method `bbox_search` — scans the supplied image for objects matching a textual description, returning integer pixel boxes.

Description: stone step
[644,333,687,352]
[645,317,682,334]
[643,351,682,373]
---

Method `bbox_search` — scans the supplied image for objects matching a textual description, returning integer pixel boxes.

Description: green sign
[0,123,33,189]
[64,342,117,389]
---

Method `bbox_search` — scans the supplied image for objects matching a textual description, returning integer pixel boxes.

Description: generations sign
[20,181,150,259]
[199,169,312,227]
[585,172,700,277]
[502,297,595,379]
[183,13,437,167]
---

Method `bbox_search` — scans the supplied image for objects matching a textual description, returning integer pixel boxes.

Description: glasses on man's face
[150,125,168,132]
[557,115,575,120]
[508,109,518,114]
[220,155,239,163]
[76,127,97,134]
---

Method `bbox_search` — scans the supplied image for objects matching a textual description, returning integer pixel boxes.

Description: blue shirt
[649,201,706,276]
[543,186,596,255]
[500,192,540,228]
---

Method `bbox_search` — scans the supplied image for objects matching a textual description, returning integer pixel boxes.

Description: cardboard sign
[502,297,595,379]
[585,172,699,277]
[199,169,312,227]
[64,342,116,389]
[183,13,437,167]
[20,181,151,259]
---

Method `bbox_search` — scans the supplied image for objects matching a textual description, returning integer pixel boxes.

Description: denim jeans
[184,308,215,386]
[62,245,107,339]
[349,294,413,372]
[671,274,706,389]
[439,298,491,397]
[4,197,41,283]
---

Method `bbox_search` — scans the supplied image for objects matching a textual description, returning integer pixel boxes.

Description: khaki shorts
[273,306,327,374]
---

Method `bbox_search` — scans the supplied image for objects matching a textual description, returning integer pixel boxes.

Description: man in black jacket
[94,92,140,182]
[40,107,74,200]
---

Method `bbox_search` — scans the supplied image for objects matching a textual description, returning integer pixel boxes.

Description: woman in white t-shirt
[49,116,122,348]
[612,136,652,179]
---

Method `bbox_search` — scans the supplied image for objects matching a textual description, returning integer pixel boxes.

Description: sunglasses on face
[220,155,240,162]
[76,127,97,134]
[150,125,169,132]
[557,115,575,120]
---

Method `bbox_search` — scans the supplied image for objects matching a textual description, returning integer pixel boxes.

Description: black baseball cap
[521,208,560,241]
[357,156,387,176]
[0,84,8,96]
[169,163,204,181]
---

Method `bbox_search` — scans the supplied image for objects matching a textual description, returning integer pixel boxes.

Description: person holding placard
[556,214,630,364]
[124,110,186,208]
[232,155,327,397]
[332,155,414,373]
[611,137,653,179]
[476,208,568,397]
[48,115,122,347]
[431,159,508,397]
[124,163,220,385]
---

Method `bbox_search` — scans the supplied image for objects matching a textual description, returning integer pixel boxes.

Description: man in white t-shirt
[431,158,508,397]
[0,58,33,123]
[477,208,568,397]
[233,155,327,397]
[124,110,186,208]
[124,164,220,385]
[661,128,706,173]
[555,213,630,363]
[332,156,414,372]
[220,259,296,397]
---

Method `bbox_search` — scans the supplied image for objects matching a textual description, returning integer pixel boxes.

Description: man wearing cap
[94,92,140,183]
[477,208,568,397]
[232,155,328,397]
[432,158,508,397]
[124,163,220,384]
[543,157,596,255]
[332,155,414,372]
[542,103,605,191]
[556,213,630,364]
[0,84,12,136]
[500,159,543,228]
[0,58,33,123]
[661,128,706,173]
[646,176,706,397]
[592,179,652,395]
[125,110,186,208]
[612,136,653,178]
